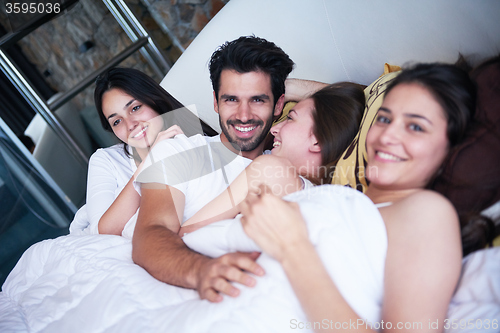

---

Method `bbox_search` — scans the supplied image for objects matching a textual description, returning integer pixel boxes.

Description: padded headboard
[160,0,500,133]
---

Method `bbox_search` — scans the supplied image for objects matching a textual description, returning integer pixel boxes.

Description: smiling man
[132,36,294,302]
[215,70,277,157]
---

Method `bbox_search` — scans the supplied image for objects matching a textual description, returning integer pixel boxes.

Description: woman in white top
[75,67,212,236]
[179,82,365,235]
[239,63,478,332]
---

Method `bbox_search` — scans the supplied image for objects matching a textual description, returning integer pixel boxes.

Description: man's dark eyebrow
[252,94,270,100]
[220,94,236,100]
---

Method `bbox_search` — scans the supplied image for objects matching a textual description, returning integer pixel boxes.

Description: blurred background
[0,0,229,284]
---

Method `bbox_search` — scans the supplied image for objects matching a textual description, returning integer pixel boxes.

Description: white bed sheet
[1,186,499,332]
[0,185,387,333]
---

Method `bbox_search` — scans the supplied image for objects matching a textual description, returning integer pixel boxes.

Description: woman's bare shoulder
[388,189,459,234]
[253,154,294,167]
[400,189,453,206]
[399,190,456,215]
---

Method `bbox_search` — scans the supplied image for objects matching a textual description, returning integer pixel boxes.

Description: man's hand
[196,251,264,302]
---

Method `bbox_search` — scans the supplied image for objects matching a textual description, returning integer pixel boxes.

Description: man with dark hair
[133,36,294,302]
[210,36,294,155]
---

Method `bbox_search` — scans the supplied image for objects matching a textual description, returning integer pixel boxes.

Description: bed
[1,0,500,332]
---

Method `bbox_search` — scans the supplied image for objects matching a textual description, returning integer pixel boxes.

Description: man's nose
[235,101,251,123]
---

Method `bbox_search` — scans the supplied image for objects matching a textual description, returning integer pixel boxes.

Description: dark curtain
[0,23,56,136]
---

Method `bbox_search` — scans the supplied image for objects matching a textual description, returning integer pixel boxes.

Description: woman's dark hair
[458,55,500,256]
[384,62,500,257]
[95,67,184,132]
[310,82,365,184]
[384,63,477,148]
[94,67,216,159]
[460,214,498,257]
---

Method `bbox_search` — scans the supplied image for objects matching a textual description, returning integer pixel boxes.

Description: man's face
[214,69,283,157]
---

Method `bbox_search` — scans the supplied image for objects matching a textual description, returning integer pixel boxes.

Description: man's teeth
[377,151,403,161]
[133,126,148,138]
[234,125,256,133]
[273,141,281,148]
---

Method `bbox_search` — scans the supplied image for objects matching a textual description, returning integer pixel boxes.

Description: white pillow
[183,217,259,258]
[446,247,500,332]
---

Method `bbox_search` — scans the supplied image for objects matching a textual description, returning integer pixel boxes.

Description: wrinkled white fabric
[135,134,251,222]
[69,144,136,236]
[0,185,388,333]
[445,248,500,333]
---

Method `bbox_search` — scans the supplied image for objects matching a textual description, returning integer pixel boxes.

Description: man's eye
[132,105,141,112]
[112,119,121,127]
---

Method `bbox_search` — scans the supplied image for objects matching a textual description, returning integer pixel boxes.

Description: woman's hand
[152,124,184,148]
[135,125,184,177]
[240,184,310,263]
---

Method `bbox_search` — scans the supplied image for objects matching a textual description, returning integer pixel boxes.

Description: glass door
[0,117,74,285]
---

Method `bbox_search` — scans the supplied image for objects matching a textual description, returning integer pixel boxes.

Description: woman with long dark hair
[72,67,210,236]
[178,82,365,235]
[232,63,481,331]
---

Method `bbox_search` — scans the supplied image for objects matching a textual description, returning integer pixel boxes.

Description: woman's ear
[309,137,321,153]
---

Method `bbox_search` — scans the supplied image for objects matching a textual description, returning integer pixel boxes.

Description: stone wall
[142,0,228,51]
[0,0,229,110]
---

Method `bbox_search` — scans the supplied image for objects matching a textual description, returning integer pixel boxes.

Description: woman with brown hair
[178,82,365,235]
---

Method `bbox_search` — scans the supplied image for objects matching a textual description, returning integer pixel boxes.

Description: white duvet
[1,185,498,332]
[0,186,386,332]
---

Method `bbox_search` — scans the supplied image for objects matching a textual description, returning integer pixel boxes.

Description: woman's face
[101,89,164,149]
[270,98,321,172]
[366,83,449,190]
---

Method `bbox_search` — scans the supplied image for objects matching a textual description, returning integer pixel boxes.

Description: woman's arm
[380,191,462,332]
[240,186,462,333]
[240,186,367,332]
[97,169,141,235]
[85,149,136,235]
[98,125,185,235]
[178,155,303,236]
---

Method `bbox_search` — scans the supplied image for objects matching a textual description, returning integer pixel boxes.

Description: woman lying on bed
[178,82,365,235]
[235,63,477,332]
[72,67,208,236]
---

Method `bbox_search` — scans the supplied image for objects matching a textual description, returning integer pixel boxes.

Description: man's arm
[132,184,264,302]
[284,78,329,102]
[179,155,303,236]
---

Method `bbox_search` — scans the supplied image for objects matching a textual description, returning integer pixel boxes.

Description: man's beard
[220,115,274,152]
